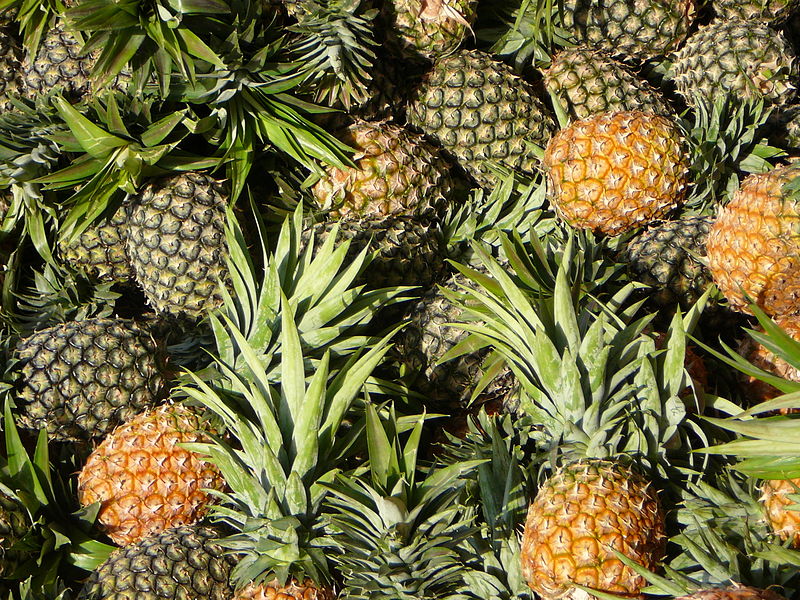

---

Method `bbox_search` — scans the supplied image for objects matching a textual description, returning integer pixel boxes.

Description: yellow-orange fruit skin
[676,586,789,600]
[761,478,800,547]
[543,111,688,236]
[77,404,224,546]
[235,579,335,600]
[520,460,666,600]
[739,315,800,409]
[706,164,800,317]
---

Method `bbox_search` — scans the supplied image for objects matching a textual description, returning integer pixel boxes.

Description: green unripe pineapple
[396,270,517,410]
[563,0,695,63]
[382,0,478,61]
[79,526,235,600]
[14,317,169,442]
[126,172,229,319]
[624,214,713,307]
[306,216,449,289]
[20,24,96,101]
[714,0,799,24]
[59,206,132,282]
[0,489,29,581]
[544,46,672,121]
[670,19,798,108]
[0,22,22,111]
[407,49,555,188]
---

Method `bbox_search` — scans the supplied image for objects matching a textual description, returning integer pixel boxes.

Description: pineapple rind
[77,404,225,546]
[671,19,798,108]
[126,172,229,319]
[407,49,554,188]
[520,459,666,600]
[15,317,167,442]
[79,525,235,600]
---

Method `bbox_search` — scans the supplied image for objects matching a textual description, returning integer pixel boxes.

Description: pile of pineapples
[5,0,800,599]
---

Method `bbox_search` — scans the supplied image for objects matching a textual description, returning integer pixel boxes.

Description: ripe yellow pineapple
[543,111,689,236]
[520,459,666,600]
[739,314,800,408]
[706,163,800,316]
[761,478,800,547]
[77,404,224,546]
[235,578,335,599]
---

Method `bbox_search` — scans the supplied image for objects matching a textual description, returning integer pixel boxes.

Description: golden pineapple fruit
[520,459,666,599]
[706,163,800,317]
[761,478,800,547]
[236,578,335,600]
[543,111,688,236]
[77,404,224,546]
[738,314,800,409]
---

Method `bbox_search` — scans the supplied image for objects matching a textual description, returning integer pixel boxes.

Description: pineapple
[58,205,132,283]
[705,163,800,316]
[20,24,98,101]
[543,46,672,122]
[77,404,225,546]
[78,525,235,600]
[760,478,800,547]
[395,269,517,410]
[0,487,29,580]
[381,0,478,61]
[713,0,799,24]
[521,459,666,599]
[448,249,694,599]
[738,314,800,407]
[407,49,555,188]
[562,0,695,64]
[0,20,22,111]
[13,317,169,442]
[677,588,789,600]
[125,172,229,320]
[669,19,798,108]
[311,119,454,221]
[624,214,713,307]
[304,215,449,288]
[543,110,689,236]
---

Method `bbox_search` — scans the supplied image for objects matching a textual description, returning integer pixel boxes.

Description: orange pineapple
[761,478,800,547]
[77,404,224,546]
[235,579,335,600]
[706,163,800,317]
[738,314,800,408]
[543,110,688,236]
[520,459,666,599]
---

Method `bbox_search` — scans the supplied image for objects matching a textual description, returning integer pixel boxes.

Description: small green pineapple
[58,206,132,283]
[544,45,672,121]
[669,19,798,108]
[0,488,30,581]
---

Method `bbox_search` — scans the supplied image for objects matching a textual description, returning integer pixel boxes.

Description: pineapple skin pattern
[520,460,666,599]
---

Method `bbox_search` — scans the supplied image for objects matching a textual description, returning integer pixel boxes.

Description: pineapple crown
[285,0,379,110]
[679,94,784,211]
[442,236,709,476]
[211,205,410,377]
[180,301,396,590]
[322,402,482,600]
